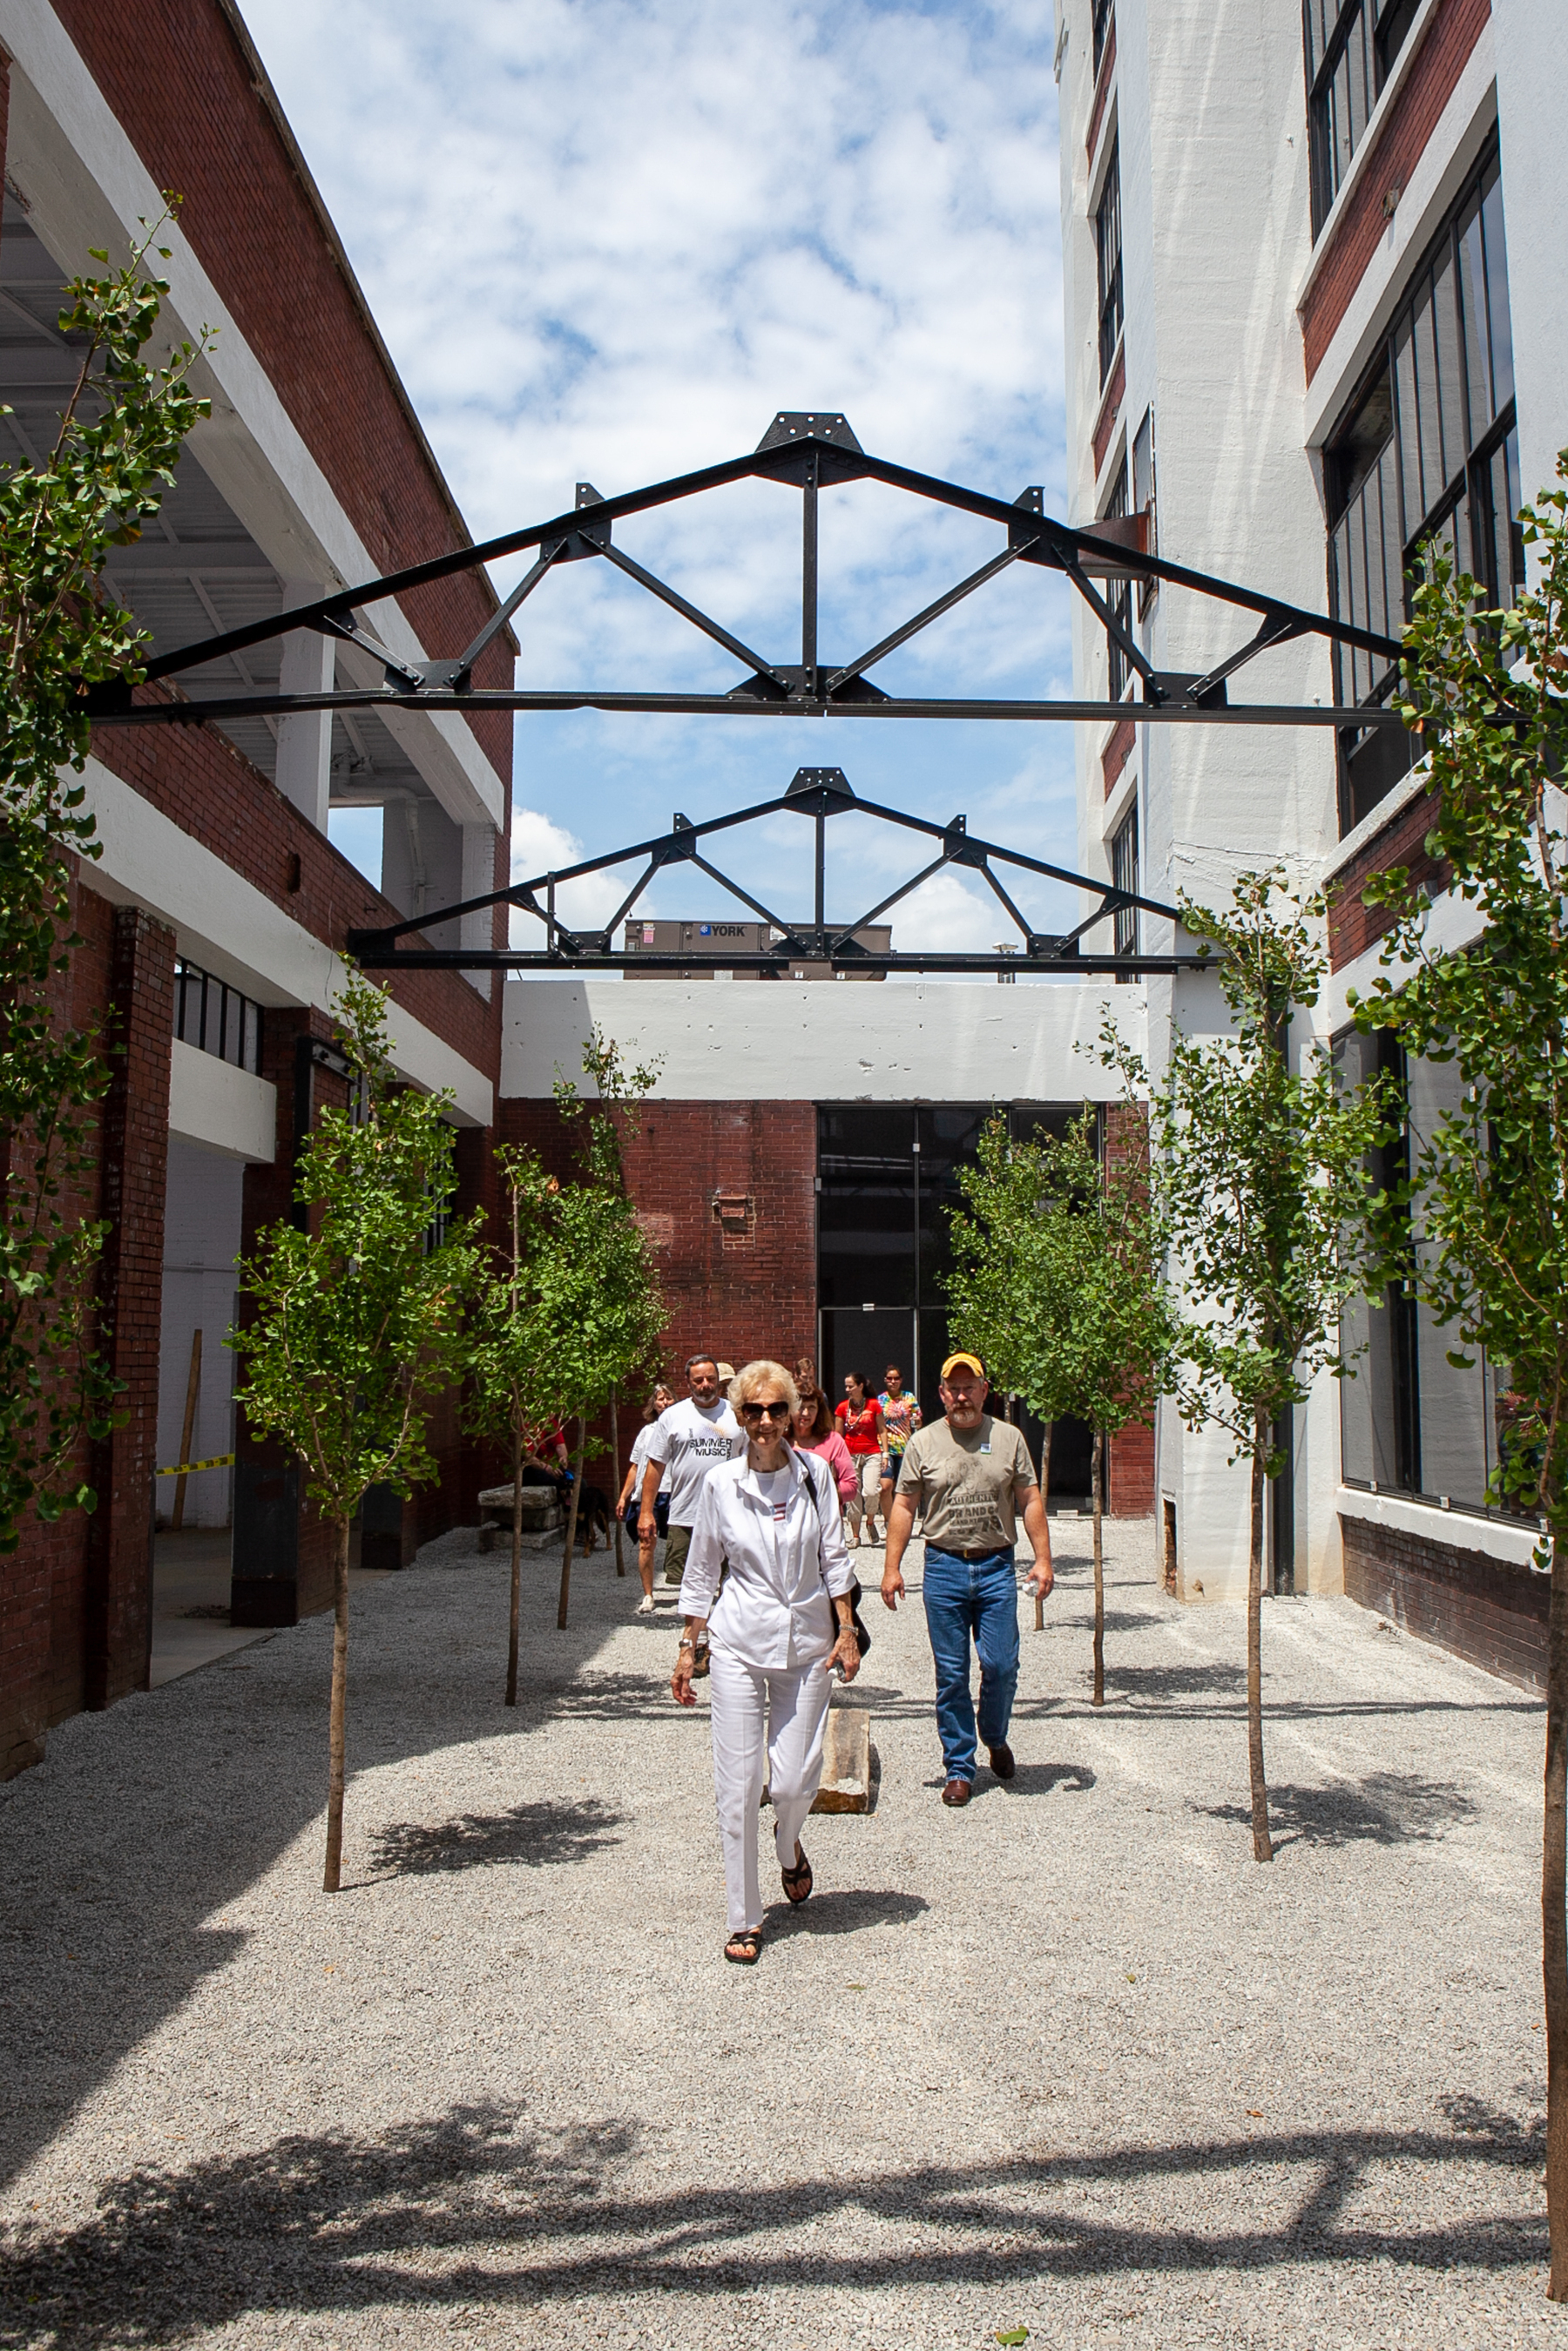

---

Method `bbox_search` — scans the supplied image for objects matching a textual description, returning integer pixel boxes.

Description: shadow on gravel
[1197,1772,1481,1849]
[0,2101,1544,2344]
[1106,1661,1247,1703]
[764,1888,929,1941]
[368,1797,626,1878]
[994,1761,1097,1798]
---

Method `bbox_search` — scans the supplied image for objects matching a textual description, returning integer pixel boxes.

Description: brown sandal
[781,1844,813,1905]
[725,1928,762,1965]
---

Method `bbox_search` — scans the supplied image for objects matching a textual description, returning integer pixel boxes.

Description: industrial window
[173,959,263,1075]
[1092,0,1114,77]
[1303,0,1420,238]
[1335,1028,1524,1523]
[1326,141,1519,834]
[1095,139,1123,388]
[1111,807,1139,958]
[1101,458,1133,699]
[1132,405,1157,615]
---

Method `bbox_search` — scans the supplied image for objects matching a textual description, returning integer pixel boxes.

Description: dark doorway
[816,1102,1096,1508]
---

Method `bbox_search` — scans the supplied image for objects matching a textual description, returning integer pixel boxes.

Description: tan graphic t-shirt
[895,1415,1037,1555]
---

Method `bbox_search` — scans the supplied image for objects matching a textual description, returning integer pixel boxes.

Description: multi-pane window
[1132,405,1157,615]
[1112,808,1139,958]
[1327,142,1519,833]
[1092,0,1114,76]
[1336,1030,1524,1522]
[173,959,263,1075]
[1095,139,1123,388]
[1101,458,1133,699]
[1303,0,1419,237]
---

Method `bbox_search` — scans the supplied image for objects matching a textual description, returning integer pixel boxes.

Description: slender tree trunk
[1092,1428,1105,1707]
[1248,1408,1274,1863]
[557,1415,586,1630]
[1036,1422,1053,1632]
[1544,1527,1568,2296]
[323,1514,351,1894]
[610,1390,625,1577]
[505,1426,524,1707]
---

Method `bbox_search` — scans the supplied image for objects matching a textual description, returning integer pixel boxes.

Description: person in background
[671,1360,861,1964]
[521,1418,571,1500]
[877,1363,923,1535]
[618,1382,675,1614]
[793,1387,857,1516]
[835,1372,886,1545]
[639,1355,746,1613]
[881,1350,1053,1807]
[715,1361,736,1384]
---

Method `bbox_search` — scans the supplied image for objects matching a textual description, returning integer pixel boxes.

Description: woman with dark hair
[835,1372,886,1545]
[618,1382,675,1613]
[793,1385,857,1514]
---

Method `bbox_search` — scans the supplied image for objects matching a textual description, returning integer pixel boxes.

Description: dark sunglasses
[740,1399,792,1422]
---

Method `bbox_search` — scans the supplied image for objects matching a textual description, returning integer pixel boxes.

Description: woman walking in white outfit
[670,1359,861,1964]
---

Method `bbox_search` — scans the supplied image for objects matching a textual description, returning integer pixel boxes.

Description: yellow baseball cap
[941,1350,986,1380]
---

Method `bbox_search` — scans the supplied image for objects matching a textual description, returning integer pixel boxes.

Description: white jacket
[679,1446,855,1671]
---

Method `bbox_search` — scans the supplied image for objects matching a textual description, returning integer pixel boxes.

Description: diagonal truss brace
[84,412,1409,733]
[347,765,1213,977]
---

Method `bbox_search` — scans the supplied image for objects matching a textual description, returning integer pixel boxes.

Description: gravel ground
[0,1518,1553,2348]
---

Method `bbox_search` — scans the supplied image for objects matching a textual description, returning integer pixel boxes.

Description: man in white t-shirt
[639,1354,745,1594]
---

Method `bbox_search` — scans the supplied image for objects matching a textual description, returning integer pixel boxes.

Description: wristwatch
[677,1638,696,1655]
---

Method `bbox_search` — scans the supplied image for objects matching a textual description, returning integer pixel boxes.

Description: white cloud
[508,806,627,939]
[237,0,1076,888]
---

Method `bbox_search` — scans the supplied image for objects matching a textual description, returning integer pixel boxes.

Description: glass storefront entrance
[815,1103,1096,1506]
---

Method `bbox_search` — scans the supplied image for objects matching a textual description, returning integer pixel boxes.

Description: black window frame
[1092,0,1114,77]
[1303,0,1420,240]
[1325,138,1520,836]
[1101,456,1132,700]
[1132,404,1157,617]
[172,958,263,1076]
[1094,138,1123,389]
[1111,807,1139,959]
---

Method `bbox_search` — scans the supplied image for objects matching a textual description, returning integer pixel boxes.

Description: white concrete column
[274,583,335,832]
[459,821,498,998]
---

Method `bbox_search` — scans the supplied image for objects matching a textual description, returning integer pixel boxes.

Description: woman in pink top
[793,1388,857,1514]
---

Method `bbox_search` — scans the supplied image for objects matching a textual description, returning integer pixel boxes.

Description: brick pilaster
[84,905,175,1708]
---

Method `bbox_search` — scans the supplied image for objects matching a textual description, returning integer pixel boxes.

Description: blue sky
[240,0,1076,954]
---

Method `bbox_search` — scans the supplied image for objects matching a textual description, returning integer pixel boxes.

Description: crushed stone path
[0,1519,1552,2348]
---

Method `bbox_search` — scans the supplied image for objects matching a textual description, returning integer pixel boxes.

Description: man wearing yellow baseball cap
[880,1350,1052,1805]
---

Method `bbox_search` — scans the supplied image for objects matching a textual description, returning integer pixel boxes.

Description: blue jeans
[921,1547,1020,1783]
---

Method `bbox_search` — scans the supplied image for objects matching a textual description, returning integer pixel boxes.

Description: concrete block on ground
[478,1484,563,1535]
[812,1706,870,1814]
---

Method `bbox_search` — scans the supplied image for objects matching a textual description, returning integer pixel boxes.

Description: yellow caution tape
[155,1453,236,1478]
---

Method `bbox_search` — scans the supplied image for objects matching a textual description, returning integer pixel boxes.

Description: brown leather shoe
[941,1777,972,1807]
[987,1742,1016,1780]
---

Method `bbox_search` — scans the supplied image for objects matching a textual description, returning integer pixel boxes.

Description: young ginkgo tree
[232,972,480,1892]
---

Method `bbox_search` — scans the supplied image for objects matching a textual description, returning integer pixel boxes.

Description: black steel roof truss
[85,411,1408,730]
[346,766,1212,977]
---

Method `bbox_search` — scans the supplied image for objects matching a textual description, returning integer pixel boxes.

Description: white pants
[708,1647,834,1932]
[846,1453,883,1540]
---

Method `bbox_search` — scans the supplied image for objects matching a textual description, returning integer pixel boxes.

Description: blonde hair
[728,1358,801,1416]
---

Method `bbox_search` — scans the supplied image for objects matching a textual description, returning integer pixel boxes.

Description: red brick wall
[1328,784,1444,968]
[84,906,177,1706]
[1342,1510,1546,1692]
[1301,0,1491,383]
[1107,1420,1154,1517]
[1103,1100,1154,1517]
[98,698,504,1074]
[51,0,515,783]
[497,1097,820,1476]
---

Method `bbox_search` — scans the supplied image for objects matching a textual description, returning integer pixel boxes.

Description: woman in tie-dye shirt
[878,1365,923,1536]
